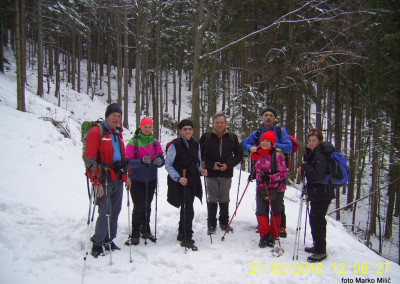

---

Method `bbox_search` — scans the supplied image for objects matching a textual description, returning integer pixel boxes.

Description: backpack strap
[275,126,282,141]
[133,137,158,157]
[254,127,262,146]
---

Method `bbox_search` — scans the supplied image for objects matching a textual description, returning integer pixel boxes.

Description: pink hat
[140,117,153,128]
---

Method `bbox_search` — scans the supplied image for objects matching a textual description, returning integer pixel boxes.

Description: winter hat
[140,117,153,128]
[178,119,194,130]
[260,131,275,146]
[261,106,277,118]
[105,103,122,118]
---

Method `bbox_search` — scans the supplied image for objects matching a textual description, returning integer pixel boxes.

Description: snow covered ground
[1,56,400,284]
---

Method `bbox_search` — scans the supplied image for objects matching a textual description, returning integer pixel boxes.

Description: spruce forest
[1,0,399,262]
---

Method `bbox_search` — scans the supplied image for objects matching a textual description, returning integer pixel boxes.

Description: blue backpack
[323,151,349,187]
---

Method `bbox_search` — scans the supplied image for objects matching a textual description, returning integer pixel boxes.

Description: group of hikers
[84,103,336,263]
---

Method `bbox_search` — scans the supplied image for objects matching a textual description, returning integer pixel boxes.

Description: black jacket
[199,130,243,178]
[167,137,203,208]
[301,142,335,202]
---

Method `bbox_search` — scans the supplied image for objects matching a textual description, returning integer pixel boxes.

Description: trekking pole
[104,167,113,265]
[182,169,187,253]
[304,199,310,245]
[265,183,284,257]
[221,176,252,241]
[202,162,212,244]
[292,186,305,260]
[155,171,158,242]
[82,164,99,283]
[144,145,151,246]
[235,161,242,217]
[126,161,133,263]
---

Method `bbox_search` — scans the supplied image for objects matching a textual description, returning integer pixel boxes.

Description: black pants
[178,186,195,238]
[130,180,156,237]
[309,200,331,254]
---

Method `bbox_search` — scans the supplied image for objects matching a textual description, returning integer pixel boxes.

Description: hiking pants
[130,180,156,237]
[309,200,331,254]
[206,177,232,226]
[92,178,123,246]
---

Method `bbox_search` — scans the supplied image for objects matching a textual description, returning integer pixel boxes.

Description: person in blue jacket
[241,106,292,237]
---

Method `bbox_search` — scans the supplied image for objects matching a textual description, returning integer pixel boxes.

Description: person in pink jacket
[125,118,165,246]
[251,131,287,248]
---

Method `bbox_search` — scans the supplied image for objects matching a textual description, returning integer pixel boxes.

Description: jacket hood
[319,141,335,155]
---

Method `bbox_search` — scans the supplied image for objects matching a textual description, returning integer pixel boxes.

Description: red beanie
[140,117,153,128]
[260,131,275,146]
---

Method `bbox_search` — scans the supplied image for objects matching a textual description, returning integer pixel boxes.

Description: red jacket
[85,124,127,184]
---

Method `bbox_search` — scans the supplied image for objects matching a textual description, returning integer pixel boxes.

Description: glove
[261,174,270,183]
[154,156,162,166]
[248,171,256,181]
[142,155,151,165]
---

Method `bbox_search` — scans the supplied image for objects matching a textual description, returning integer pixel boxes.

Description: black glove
[261,174,270,183]
[154,156,162,166]
[248,171,256,181]
[142,155,151,165]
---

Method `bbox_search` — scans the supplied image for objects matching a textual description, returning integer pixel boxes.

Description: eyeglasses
[181,127,193,131]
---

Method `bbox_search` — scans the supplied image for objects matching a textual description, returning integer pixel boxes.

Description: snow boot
[279,227,287,238]
[180,238,198,251]
[305,246,316,253]
[91,245,104,258]
[125,236,140,246]
[307,253,327,262]
[207,226,216,235]
[142,232,157,243]
[104,241,120,251]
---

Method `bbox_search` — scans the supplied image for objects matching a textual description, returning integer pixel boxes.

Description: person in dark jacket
[165,119,206,251]
[299,128,335,262]
[85,103,131,258]
[125,117,165,246]
[200,112,243,235]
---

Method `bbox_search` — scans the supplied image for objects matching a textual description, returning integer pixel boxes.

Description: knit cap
[260,131,275,146]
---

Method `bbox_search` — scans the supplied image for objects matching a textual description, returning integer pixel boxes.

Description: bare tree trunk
[192,0,213,139]
[71,32,76,91]
[15,0,26,111]
[36,0,43,97]
[334,73,343,221]
[384,100,400,238]
[347,93,357,208]
[123,10,129,129]
[107,27,112,104]
[116,18,122,106]
[77,34,81,93]
[87,29,91,96]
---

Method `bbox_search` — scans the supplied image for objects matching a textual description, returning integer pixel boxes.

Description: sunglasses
[308,130,320,136]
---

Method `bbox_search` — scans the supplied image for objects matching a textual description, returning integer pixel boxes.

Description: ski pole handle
[182,169,186,178]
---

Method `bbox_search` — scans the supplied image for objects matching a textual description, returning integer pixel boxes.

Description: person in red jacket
[85,103,131,258]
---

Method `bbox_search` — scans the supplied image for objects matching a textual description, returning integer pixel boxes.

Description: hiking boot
[220,224,233,233]
[180,238,198,251]
[258,236,269,248]
[279,227,287,238]
[125,236,140,246]
[177,231,195,244]
[104,241,120,251]
[305,246,316,253]
[307,253,327,263]
[142,232,157,243]
[207,226,216,235]
[91,245,104,258]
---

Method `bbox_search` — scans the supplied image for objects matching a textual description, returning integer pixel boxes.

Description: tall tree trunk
[347,92,357,208]
[107,27,112,104]
[123,10,129,129]
[384,100,400,238]
[71,31,76,91]
[87,29,91,96]
[116,20,122,106]
[36,0,43,97]
[77,34,81,93]
[15,0,26,111]
[334,73,343,221]
[192,0,213,139]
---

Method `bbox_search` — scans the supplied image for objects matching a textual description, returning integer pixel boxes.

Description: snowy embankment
[1,71,400,284]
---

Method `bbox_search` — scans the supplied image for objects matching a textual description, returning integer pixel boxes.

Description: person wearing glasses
[165,119,207,251]
[298,128,335,262]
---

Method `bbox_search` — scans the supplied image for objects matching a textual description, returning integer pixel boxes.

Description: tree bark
[15,0,26,112]
[36,0,43,97]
